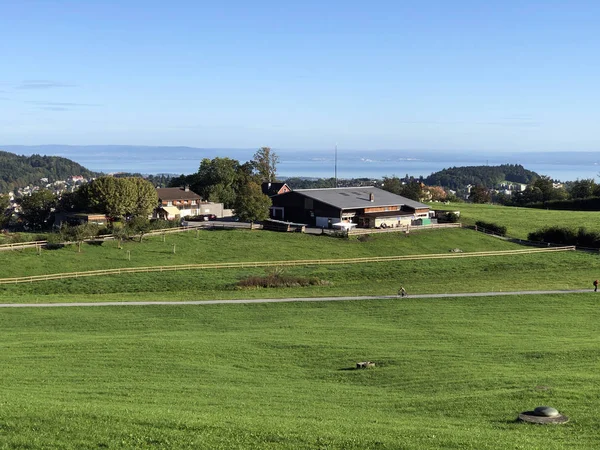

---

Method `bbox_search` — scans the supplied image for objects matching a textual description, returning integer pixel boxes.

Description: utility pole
[334,143,338,188]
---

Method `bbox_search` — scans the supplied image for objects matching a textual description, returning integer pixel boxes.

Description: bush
[475,221,507,236]
[149,219,179,230]
[237,267,329,289]
[446,212,460,223]
[357,234,372,242]
[526,197,600,211]
[528,226,600,248]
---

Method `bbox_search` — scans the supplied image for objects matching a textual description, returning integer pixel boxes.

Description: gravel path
[0,289,593,308]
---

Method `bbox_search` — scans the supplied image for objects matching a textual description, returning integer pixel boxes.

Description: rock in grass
[356,361,375,369]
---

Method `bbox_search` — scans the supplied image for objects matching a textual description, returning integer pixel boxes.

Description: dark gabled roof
[293,186,429,210]
[261,182,289,196]
[156,187,203,201]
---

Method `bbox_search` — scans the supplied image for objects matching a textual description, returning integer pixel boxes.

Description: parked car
[183,214,217,222]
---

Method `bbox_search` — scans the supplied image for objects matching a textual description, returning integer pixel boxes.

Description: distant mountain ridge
[0,150,99,193]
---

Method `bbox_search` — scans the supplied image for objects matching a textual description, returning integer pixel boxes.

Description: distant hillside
[424,164,539,190]
[0,150,99,193]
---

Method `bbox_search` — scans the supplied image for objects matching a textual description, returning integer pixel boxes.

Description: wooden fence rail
[0,246,575,285]
[347,223,461,236]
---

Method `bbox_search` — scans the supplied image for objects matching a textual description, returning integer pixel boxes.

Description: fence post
[172,243,176,254]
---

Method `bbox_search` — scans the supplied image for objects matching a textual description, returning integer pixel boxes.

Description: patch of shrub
[528,226,600,248]
[527,197,600,211]
[356,234,372,242]
[237,267,330,289]
[445,212,459,223]
[149,219,180,230]
[475,221,507,236]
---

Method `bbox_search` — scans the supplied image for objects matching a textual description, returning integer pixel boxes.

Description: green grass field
[434,202,600,239]
[2,221,599,448]
[1,295,599,449]
[0,228,598,304]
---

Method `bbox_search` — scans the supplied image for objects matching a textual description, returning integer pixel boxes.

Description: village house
[269,186,432,229]
[154,186,223,220]
[261,182,291,197]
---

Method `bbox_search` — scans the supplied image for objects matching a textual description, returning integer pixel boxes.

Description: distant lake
[278,158,600,182]
[4,145,600,182]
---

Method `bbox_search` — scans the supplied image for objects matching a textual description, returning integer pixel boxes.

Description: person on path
[594,280,598,292]
[398,286,407,297]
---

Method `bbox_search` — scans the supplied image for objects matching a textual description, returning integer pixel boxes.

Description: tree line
[424,164,538,190]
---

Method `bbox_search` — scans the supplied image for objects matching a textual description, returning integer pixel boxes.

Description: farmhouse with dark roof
[269,186,431,229]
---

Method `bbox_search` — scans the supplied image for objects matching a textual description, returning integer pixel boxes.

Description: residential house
[154,186,223,220]
[270,186,431,229]
[261,182,291,197]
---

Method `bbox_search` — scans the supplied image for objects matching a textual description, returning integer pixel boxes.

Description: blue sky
[1,0,599,152]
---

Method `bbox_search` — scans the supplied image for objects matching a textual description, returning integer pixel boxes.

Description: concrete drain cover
[518,406,569,424]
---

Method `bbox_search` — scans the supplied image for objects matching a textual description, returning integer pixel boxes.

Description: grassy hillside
[1,295,598,449]
[0,228,523,277]
[0,228,598,304]
[432,202,600,239]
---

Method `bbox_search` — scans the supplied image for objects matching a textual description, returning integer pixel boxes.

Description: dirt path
[0,289,593,308]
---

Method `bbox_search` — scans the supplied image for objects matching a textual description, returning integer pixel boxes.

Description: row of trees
[14,176,158,230]
[424,164,538,190]
[466,176,600,206]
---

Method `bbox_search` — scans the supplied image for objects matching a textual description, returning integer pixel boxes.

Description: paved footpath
[0,289,593,308]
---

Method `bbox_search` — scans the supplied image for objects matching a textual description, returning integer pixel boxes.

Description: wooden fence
[348,223,462,236]
[0,246,575,285]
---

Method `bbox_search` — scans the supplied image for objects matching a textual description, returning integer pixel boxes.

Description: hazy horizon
[2,144,599,182]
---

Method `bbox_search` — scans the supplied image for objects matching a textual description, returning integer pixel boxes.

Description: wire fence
[0,246,575,285]
[464,225,600,253]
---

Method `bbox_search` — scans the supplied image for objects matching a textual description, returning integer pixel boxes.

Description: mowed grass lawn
[433,202,600,239]
[1,295,599,449]
[0,228,599,303]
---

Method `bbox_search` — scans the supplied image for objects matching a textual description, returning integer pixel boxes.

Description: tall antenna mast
[334,143,338,188]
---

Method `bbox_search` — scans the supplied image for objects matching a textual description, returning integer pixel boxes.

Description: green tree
[0,194,10,228]
[381,176,403,195]
[75,176,157,219]
[233,181,272,225]
[469,185,490,203]
[568,179,596,199]
[252,147,279,182]
[126,216,152,242]
[18,190,57,230]
[60,222,99,252]
[129,177,159,217]
[401,181,423,202]
[531,176,555,202]
[193,158,242,208]
[112,224,130,249]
